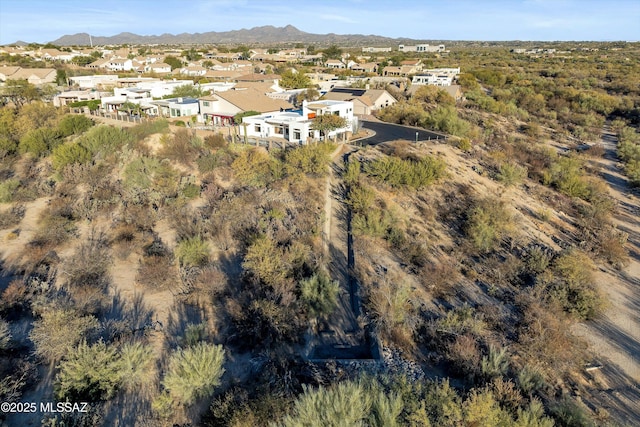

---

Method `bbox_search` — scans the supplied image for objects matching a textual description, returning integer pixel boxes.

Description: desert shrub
[547,156,590,199]
[136,254,177,290]
[547,250,604,320]
[161,342,225,406]
[29,309,99,362]
[197,153,218,174]
[183,323,208,347]
[63,233,112,289]
[51,142,91,171]
[0,135,18,156]
[369,279,417,348]
[344,157,361,186]
[462,390,512,427]
[425,105,471,137]
[119,341,155,392]
[55,340,122,401]
[57,114,94,137]
[0,318,11,351]
[457,137,472,152]
[124,156,160,190]
[128,118,169,141]
[77,125,133,158]
[525,246,553,275]
[496,162,528,187]
[181,183,200,199]
[436,305,487,337]
[347,184,375,214]
[0,178,20,203]
[31,203,77,248]
[204,133,227,149]
[352,207,397,239]
[517,364,546,396]
[480,346,510,380]
[176,236,210,267]
[594,226,629,268]
[299,271,339,318]
[278,382,371,427]
[365,155,446,189]
[231,148,281,187]
[242,235,287,289]
[465,197,513,252]
[283,143,335,176]
[158,129,203,165]
[551,397,594,427]
[446,334,482,378]
[516,399,555,427]
[18,127,62,156]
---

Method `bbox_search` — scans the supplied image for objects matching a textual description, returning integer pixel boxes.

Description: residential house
[322,87,397,115]
[6,68,57,85]
[350,62,379,74]
[0,66,21,81]
[325,59,346,69]
[53,90,101,107]
[398,44,445,53]
[144,63,172,74]
[411,67,460,87]
[362,47,392,53]
[198,87,293,126]
[151,97,200,118]
[179,65,207,77]
[69,74,119,89]
[382,65,420,77]
[242,100,356,143]
[407,84,464,102]
[399,59,423,71]
[106,58,134,72]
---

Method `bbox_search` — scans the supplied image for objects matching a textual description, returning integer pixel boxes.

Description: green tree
[164,55,183,71]
[322,45,343,61]
[166,84,204,99]
[280,69,312,89]
[311,114,347,140]
[1,79,40,107]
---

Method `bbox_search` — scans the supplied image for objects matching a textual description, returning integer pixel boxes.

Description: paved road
[358,120,446,145]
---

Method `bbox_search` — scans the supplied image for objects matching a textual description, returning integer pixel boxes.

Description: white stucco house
[242,100,357,143]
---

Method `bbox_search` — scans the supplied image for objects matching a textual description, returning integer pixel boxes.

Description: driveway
[358,120,446,145]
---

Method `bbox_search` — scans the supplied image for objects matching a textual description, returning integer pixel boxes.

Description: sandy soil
[569,126,640,422]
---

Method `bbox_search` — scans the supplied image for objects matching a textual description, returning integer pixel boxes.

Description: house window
[334,111,340,117]
[275,126,283,135]
[203,101,210,107]
[293,130,301,140]
[255,124,261,133]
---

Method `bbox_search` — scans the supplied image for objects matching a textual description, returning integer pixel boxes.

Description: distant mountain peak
[47,25,419,46]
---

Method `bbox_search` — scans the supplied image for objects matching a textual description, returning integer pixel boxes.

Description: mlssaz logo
[40,402,89,413]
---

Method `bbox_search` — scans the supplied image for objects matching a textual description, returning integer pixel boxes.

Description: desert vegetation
[1,40,639,427]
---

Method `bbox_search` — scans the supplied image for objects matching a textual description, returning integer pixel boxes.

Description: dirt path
[309,145,370,359]
[571,125,640,423]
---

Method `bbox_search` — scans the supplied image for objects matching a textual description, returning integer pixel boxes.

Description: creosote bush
[176,236,210,267]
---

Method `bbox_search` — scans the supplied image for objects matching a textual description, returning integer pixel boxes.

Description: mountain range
[49,25,425,46]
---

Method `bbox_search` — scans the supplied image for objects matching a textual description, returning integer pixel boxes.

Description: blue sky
[1,0,639,44]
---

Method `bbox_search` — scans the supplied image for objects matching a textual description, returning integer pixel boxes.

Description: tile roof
[214,88,293,113]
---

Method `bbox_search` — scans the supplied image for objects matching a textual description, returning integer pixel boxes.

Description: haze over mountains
[47,25,424,46]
